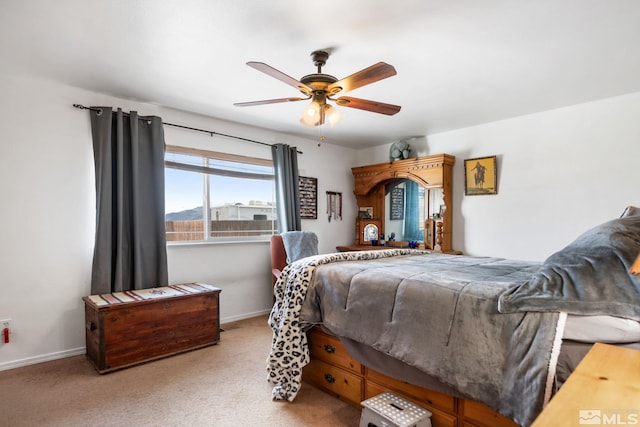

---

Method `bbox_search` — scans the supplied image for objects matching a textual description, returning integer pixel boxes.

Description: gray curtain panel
[271,144,301,232]
[90,107,168,294]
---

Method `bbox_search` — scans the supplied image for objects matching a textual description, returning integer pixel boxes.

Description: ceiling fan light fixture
[325,104,342,127]
[305,100,321,117]
[300,100,322,127]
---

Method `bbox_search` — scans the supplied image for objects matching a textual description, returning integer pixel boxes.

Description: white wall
[0,74,357,370]
[359,92,640,261]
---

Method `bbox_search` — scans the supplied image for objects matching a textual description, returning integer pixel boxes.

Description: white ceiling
[2,0,640,149]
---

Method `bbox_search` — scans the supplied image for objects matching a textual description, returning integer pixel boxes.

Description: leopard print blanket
[266,248,419,401]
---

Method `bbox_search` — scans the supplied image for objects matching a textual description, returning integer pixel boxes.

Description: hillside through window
[165,146,277,242]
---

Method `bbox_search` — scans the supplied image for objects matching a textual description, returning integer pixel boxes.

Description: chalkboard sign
[298,176,317,219]
[390,187,404,220]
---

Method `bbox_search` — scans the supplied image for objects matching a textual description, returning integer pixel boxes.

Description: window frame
[165,145,277,245]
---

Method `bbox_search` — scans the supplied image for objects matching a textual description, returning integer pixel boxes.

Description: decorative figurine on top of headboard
[389,140,411,161]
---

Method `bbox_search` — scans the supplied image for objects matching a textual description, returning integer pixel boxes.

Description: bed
[267,207,640,427]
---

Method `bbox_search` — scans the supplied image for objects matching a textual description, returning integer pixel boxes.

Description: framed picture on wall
[298,176,318,219]
[464,156,497,196]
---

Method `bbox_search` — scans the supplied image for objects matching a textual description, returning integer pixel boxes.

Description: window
[165,145,277,242]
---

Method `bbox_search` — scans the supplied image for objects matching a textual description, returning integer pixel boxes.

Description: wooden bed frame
[303,326,519,427]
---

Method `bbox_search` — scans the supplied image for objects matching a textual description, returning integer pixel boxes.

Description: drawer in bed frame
[83,284,221,374]
[307,327,362,374]
[303,326,519,427]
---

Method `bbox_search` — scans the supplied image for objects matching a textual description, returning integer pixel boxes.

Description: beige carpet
[0,315,361,426]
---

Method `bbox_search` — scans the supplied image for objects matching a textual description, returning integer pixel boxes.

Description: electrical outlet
[1,319,10,344]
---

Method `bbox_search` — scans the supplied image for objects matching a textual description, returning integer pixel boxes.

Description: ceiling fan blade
[334,96,401,115]
[327,62,397,94]
[246,62,313,94]
[234,97,309,107]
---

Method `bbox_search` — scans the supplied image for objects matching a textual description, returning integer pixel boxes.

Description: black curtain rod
[72,104,302,154]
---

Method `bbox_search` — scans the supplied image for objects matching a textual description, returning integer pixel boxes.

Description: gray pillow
[281,231,319,263]
[498,214,640,320]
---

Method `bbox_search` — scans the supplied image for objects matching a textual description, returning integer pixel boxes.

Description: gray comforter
[299,253,560,427]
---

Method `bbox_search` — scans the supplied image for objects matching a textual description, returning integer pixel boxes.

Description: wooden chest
[83,283,221,373]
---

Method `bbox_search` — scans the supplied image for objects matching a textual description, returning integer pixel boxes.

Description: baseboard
[0,347,86,372]
[0,310,272,372]
[220,309,271,325]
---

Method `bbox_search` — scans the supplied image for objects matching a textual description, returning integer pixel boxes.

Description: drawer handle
[323,344,335,354]
[324,373,336,384]
[164,302,170,309]
[86,322,96,331]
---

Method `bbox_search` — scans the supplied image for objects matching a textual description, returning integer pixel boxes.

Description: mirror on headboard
[350,154,456,252]
[383,180,443,242]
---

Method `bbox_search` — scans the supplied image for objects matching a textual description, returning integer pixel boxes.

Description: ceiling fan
[234,50,401,128]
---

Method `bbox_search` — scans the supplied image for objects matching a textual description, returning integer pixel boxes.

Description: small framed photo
[358,206,373,219]
[464,156,497,196]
